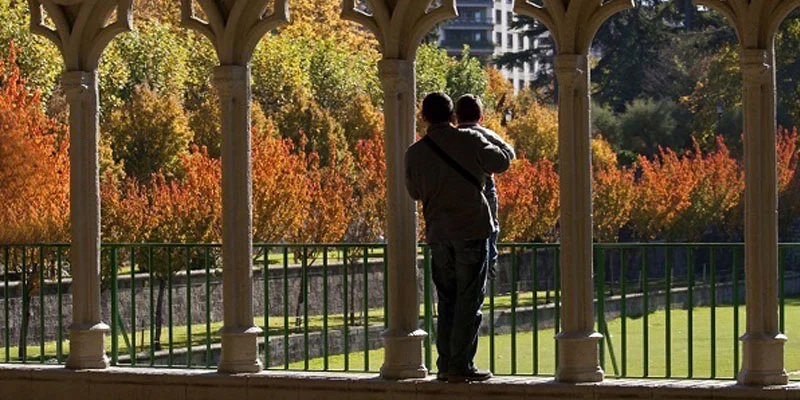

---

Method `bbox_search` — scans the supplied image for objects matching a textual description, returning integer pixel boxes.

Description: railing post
[181,0,289,373]
[28,0,133,369]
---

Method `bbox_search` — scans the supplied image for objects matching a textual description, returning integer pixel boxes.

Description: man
[455,94,516,280]
[405,92,514,383]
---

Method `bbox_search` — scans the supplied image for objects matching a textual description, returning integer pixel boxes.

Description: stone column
[214,65,263,373]
[342,0,458,379]
[378,59,427,379]
[62,70,110,370]
[28,0,133,370]
[181,0,289,373]
[553,53,603,382]
[738,47,788,386]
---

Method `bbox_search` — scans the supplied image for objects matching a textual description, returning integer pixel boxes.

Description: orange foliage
[251,131,311,243]
[296,149,353,245]
[594,165,635,242]
[631,148,699,240]
[496,158,560,242]
[0,45,69,243]
[349,132,387,242]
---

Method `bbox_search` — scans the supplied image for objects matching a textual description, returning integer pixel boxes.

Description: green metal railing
[1,242,799,380]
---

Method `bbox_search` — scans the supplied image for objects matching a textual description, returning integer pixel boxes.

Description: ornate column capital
[342,0,456,59]
[740,48,771,87]
[378,59,415,94]
[29,0,132,71]
[181,0,289,65]
[554,53,587,88]
[213,65,249,98]
[61,70,95,101]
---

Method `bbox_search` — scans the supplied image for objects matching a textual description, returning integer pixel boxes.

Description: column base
[218,325,264,374]
[555,330,604,383]
[380,329,428,379]
[65,322,110,369]
[738,332,788,386]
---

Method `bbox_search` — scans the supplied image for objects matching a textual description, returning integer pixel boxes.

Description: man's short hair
[422,92,454,124]
[455,94,484,123]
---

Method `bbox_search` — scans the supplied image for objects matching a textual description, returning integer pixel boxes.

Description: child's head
[455,94,484,125]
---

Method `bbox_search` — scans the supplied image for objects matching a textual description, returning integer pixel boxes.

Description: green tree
[618,98,684,156]
[0,0,63,99]
[416,43,449,101]
[446,47,489,100]
[104,85,193,181]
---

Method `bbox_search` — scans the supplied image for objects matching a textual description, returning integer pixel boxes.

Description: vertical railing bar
[511,244,518,375]
[642,247,649,377]
[532,246,538,376]
[343,248,349,371]
[303,246,309,371]
[168,247,173,367]
[38,247,45,363]
[665,248,672,378]
[322,246,329,371]
[149,246,155,367]
[21,246,27,363]
[383,245,388,331]
[205,247,211,369]
[57,247,63,364]
[423,246,432,371]
[554,249,560,372]
[489,259,496,373]
[710,247,716,378]
[620,248,627,377]
[779,246,785,333]
[111,247,119,366]
[363,246,369,372]
[283,247,289,370]
[733,245,740,378]
[4,246,9,362]
[263,246,270,370]
[687,247,694,379]
[596,247,606,371]
[130,248,136,366]
[185,247,192,368]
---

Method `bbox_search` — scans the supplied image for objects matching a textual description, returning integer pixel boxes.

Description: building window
[495,9,502,23]
[496,32,502,45]
[507,12,513,24]
[507,34,513,49]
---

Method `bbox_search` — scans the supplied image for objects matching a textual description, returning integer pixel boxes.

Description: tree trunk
[154,278,166,351]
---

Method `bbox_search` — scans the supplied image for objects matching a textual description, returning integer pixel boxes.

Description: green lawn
[1,290,556,362]
[288,302,800,380]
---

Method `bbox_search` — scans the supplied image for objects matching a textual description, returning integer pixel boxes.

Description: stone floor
[1,364,800,400]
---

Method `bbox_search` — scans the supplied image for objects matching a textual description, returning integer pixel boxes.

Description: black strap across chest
[421,135,483,192]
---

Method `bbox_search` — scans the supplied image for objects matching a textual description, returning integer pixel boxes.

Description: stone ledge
[2,365,800,400]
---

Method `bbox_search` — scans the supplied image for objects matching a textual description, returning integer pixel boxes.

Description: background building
[438,0,539,93]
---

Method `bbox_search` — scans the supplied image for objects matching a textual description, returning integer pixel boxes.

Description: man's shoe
[436,371,448,381]
[448,369,492,383]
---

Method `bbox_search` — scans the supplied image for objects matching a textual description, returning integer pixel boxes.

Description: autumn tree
[495,158,560,242]
[251,131,312,243]
[505,101,559,162]
[105,85,193,181]
[0,46,69,357]
[0,46,69,244]
[348,132,387,243]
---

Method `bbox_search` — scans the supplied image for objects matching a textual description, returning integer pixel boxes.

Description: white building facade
[438,0,540,92]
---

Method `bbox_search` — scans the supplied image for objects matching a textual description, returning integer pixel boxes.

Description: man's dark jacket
[405,123,514,243]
